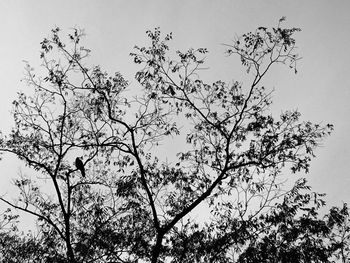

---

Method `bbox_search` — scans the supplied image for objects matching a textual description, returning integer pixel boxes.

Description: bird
[75,157,85,177]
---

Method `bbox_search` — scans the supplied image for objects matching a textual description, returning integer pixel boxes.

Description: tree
[0,17,348,262]
[236,185,349,263]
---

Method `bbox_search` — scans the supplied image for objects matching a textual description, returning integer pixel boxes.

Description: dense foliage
[0,17,349,262]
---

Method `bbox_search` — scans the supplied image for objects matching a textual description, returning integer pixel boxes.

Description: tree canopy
[0,17,349,263]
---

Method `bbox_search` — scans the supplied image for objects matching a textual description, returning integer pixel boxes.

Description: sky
[0,0,350,226]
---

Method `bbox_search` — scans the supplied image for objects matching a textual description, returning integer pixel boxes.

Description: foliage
[0,17,348,262]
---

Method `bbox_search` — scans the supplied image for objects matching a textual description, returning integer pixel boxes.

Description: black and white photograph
[0,1,350,262]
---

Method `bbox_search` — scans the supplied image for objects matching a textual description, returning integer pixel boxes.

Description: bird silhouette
[75,157,85,177]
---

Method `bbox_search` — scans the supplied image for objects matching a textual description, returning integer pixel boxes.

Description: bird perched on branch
[75,157,85,177]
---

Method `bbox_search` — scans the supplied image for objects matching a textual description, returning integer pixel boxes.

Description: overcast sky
[0,0,350,224]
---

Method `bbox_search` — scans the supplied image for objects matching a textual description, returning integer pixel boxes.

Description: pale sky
[0,0,350,224]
